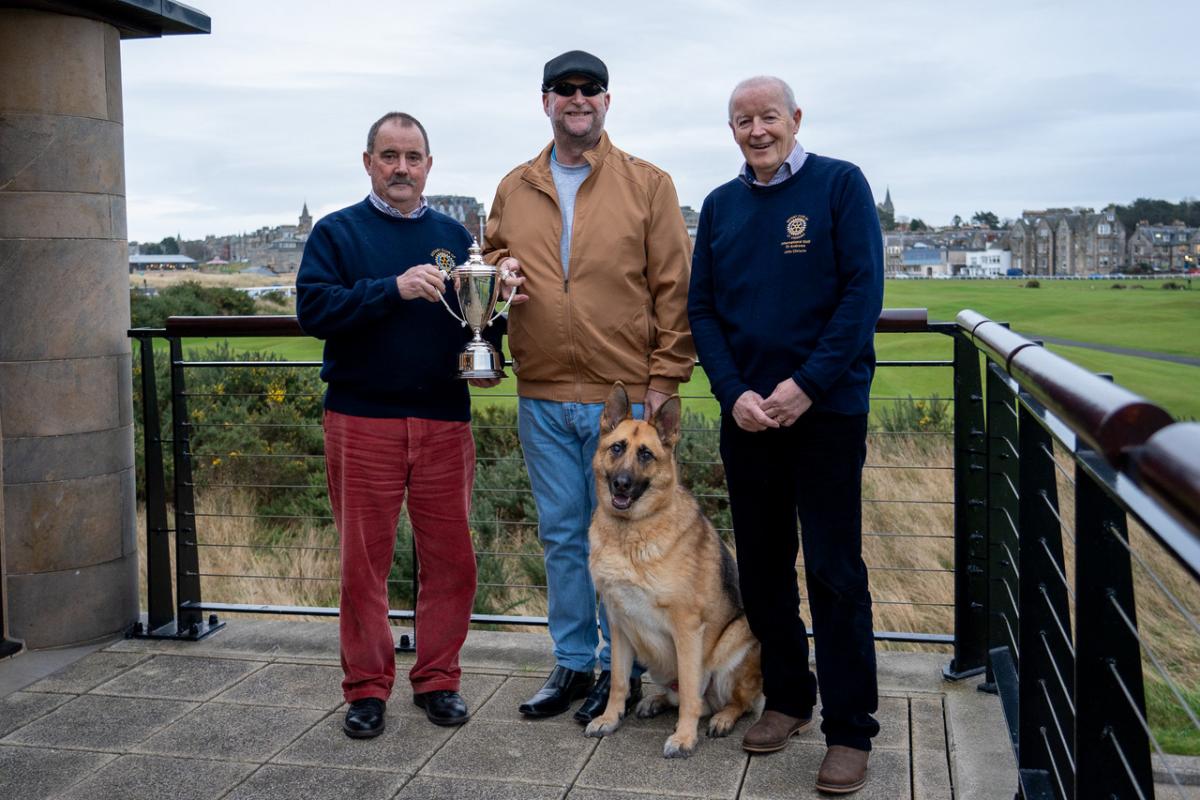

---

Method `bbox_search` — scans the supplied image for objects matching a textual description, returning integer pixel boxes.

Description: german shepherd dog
[584,383,763,758]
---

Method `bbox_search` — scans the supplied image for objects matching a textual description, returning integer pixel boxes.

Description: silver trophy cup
[437,239,511,379]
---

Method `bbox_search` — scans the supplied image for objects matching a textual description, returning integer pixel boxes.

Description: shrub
[1111,283,1126,290]
[875,395,952,434]
[1023,279,1041,288]
[1162,281,1185,291]
[130,281,257,327]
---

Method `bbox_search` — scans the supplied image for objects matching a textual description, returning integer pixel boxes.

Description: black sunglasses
[544,80,606,97]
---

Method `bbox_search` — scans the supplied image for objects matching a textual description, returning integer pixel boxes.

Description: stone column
[0,8,138,647]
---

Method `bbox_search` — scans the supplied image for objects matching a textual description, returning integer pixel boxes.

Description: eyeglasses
[544,80,606,97]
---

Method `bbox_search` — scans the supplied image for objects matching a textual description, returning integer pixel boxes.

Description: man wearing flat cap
[484,50,695,722]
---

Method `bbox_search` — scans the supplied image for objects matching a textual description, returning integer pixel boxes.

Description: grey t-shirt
[549,148,591,279]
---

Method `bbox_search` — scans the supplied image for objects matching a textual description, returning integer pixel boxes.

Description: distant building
[428,195,485,237]
[680,205,700,244]
[1128,221,1195,272]
[129,254,197,273]
[901,243,948,277]
[1009,206,1127,275]
[880,187,894,218]
[964,249,1011,277]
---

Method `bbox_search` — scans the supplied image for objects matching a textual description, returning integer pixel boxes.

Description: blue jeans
[518,397,643,673]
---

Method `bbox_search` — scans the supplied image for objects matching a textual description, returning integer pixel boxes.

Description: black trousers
[720,410,879,750]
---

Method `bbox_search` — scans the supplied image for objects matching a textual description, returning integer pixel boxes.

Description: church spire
[882,187,894,216]
[298,200,313,234]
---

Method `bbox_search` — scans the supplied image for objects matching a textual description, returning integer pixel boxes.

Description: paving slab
[911,695,953,800]
[224,763,407,800]
[272,709,455,773]
[396,775,564,799]
[0,744,115,800]
[21,650,149,694]
[55,753,255,800]
[575,725,748,798]
[567,789,675,800]
[0,690,73,737]
[1,693,196,751]
[91,654,266,700]
[391,671,506,719]
[133,702,326,762]
[420,718,597,787]
[473,675,587,729]
[944,684,1016,799]
[741,741,910,800]
[212,662,344,710]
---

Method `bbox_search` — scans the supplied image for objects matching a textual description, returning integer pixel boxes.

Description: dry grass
[131,269,297,291]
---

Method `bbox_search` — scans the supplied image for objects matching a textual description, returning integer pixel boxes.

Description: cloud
[120,0,1200,239]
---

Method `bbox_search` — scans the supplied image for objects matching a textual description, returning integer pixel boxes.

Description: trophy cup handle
[485,266,514,327]
[436,266,469,328]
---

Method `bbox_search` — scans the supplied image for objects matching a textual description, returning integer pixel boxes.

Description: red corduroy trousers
[323,410,478,703]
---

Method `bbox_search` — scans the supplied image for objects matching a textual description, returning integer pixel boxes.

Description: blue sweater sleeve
[295,219,403,340]
[688,197,749,413]
[791,168,884,401]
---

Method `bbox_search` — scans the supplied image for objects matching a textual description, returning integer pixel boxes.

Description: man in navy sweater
[296,112,521,740]
[688,77,884,794]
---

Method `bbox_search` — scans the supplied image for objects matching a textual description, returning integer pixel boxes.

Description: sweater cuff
[383,275,402,305]
[791,371,822,403]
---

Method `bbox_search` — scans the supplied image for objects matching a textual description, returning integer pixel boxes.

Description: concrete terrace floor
[0,621,1018,800]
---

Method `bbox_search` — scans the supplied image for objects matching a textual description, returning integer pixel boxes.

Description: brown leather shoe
[816,745,870,794]
[741,709,813,753]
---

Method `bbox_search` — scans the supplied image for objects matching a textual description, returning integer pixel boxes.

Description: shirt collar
[741,142,808,187]
[368,190,428,219]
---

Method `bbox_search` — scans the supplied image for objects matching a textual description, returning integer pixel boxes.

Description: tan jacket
[484,133,695,403]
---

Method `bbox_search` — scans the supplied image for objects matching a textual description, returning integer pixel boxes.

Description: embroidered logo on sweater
[782,215,811,254]
[431,248,457,271]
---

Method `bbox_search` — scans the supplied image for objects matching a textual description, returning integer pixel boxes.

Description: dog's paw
[584,713,623,738]
[636,693,672,719]
[663,731,697,758]
[707,709,739,738]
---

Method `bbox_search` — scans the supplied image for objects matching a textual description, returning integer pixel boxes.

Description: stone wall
[0,8,138,647]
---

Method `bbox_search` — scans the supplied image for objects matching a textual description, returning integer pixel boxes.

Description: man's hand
[396,264,446,302]
[498,257,529,305]
[732,390,779,432]
[467,377,502,388]
[760,378,812,427]
[643,388,671,421]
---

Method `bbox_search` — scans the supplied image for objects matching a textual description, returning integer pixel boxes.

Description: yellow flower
[213,382,225,396]
[210,457,221,466]
[266,385,286,405]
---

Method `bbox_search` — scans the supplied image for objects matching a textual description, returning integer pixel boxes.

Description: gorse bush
[874,394,952,434]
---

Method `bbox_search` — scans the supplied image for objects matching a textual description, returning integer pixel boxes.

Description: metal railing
[126,308,1200,798]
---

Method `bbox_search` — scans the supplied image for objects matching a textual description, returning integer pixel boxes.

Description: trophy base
[458,342,505,380]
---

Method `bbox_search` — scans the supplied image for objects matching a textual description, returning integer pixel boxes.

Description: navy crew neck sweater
[296,199,500,420]
[688,154,884,416]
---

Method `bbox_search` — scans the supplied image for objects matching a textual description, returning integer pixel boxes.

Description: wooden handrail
[956,309,1173,466]
[161,309,932,338]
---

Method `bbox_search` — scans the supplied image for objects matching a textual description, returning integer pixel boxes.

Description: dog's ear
[602,382,631,433]
[652,394,682,448]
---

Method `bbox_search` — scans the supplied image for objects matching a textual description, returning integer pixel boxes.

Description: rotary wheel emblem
[786,215,808,239]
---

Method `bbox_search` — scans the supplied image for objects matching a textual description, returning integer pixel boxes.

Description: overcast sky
[120,0,1200,242]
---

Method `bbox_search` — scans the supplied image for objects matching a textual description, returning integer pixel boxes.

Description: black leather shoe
[413,690,470,726]
[343,697,385,739]
[573,670,643,723]
[518,665,594,718]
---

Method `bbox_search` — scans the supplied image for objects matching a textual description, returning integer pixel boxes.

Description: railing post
[985,363,1020,693]
[1017,406,1072,797]
[1074,455,1153,799]
[138,336,176,634]
[946,331,989,680]
[168,337,222,640]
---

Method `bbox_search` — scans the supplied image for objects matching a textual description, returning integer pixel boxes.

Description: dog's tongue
[612,494,632,510]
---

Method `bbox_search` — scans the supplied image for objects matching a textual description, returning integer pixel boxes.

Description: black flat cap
[542,50,608,90]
